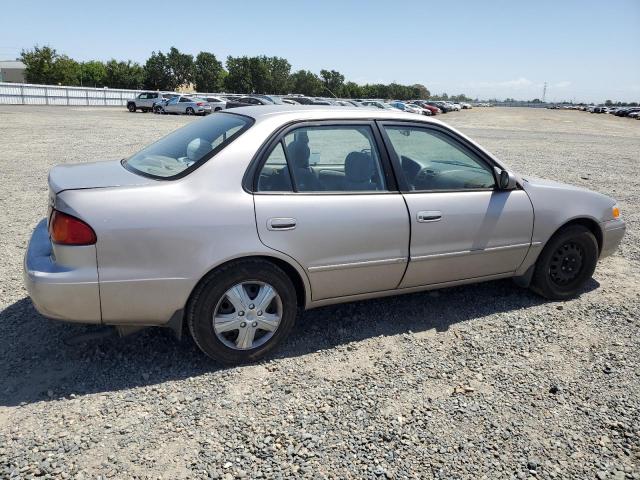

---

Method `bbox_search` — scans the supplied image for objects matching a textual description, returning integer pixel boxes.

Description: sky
[1,0,638,102]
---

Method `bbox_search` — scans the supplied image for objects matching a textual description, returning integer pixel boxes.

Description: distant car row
[589,105,640,118]
[545,103,640,118]
[126,91,477,117]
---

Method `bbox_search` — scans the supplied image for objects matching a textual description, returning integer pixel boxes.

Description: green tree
[80,60,106,87]
[266,56,291,94]
[194,51,224,92]
[288,70,322,96]
[166,47,194,90]
[20,45,58,84]
[104,60,144,89]
[604,99,613,106]
[341,81,364,98]
[320,69,344,97]
[224,56,255,93]
[51,55,81,85]
[144,51,171,90]
[411,83,430,100]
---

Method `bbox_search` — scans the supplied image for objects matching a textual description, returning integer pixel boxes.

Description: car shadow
[0,278,599,407]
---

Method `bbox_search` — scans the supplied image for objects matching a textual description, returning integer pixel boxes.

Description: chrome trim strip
[308,257,407,273]
[411,243,531,262]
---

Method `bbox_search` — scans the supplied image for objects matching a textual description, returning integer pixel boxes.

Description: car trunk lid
[48,159,154,194]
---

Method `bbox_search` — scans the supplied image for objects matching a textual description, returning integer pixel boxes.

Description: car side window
[383,126,495,191]
[282,125,387,192]
[139,93,148,99]
[179,97,190,103]
[257,142,293,192]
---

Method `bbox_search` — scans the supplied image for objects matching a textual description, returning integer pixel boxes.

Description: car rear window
[123,113,253,179]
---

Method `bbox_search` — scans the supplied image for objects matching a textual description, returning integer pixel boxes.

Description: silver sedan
[155,95,212,115]
[24,106,626,363]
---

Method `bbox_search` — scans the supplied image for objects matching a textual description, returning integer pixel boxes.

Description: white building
[0,61,26,83]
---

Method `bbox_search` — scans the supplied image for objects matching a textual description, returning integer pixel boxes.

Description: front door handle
[267,217,297,231]
[417,211,442,223]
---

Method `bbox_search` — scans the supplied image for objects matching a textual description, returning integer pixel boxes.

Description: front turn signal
[612,206,620,219]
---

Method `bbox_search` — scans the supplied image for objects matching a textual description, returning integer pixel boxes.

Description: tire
[187,259,298,364]
[530,225,598,300]
[127,103,136,112]
[153,105,163,114]
[214,107,221,112]
[186,107,195,115]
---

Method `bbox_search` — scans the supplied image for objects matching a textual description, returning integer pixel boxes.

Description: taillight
[49,210,97,245]
[197,102,204,106]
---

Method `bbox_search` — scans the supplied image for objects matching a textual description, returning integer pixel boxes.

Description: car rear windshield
[123,113,253,179]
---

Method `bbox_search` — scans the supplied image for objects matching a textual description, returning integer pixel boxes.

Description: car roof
[224,104,442,125]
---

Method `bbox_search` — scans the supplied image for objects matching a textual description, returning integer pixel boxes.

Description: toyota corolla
[24,106,626,363]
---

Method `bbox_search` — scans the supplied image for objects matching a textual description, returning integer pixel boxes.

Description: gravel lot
[0,106,638,479]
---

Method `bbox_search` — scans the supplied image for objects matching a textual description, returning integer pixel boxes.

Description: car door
[253,121,410,301]
[379,122,534,288]
[165,96,179,113]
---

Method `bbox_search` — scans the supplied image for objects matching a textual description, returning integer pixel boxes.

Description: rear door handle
[417,211,442,223]
[267,217,297,231]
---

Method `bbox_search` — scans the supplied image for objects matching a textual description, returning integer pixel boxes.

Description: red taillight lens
[49,210,97,245]
[197,102,204,106]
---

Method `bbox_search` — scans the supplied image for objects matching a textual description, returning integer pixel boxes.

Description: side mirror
[497,168,518,190]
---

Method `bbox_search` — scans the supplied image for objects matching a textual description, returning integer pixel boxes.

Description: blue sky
[1,0,638,102]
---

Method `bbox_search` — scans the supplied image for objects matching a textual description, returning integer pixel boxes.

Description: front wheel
[127,103,136,112]
[187,260,298,364]
[530,225,599,300]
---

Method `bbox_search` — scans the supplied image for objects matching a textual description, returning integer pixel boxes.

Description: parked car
[24,106,625,364]
[283,96,317,105]
[155,95,211,115]
[389,101,423,114]
[425,101,453,113]
[224,96,273,109]
[361,100,397,110]
[410,101,440,115]
[200,96,227,112]
[461,103,472,109]
[615,107,640,117]
[593,106,608,114]
[127,92,163,113]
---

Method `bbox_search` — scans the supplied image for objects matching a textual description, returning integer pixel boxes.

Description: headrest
[345,152,373,183]
[186,138,213,162]
[288,140,310,168]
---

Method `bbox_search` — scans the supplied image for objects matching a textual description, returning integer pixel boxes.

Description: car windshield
[123,113,253,179]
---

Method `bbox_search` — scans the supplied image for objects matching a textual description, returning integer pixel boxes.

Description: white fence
[0,82,156,106]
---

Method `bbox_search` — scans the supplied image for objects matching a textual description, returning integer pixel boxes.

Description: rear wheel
[187,260,297,364]
[127,103,136,112]
[186,107,195,115]
[530,225,598,300]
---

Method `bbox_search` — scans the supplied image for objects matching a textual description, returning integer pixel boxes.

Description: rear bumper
[23,219,101,323]
[600,218,626,258]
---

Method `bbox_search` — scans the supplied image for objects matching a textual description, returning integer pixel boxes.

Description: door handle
[417,211,442,223]
[267,217,297,231]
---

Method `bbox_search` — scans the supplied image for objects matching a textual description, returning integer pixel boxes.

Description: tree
[51,55,81,85]
[21,45,58,84]
[80,61,106,87]
[411,83,430,100]
[320,69,344,97]
[604,99,613,106]
[166,47,194,90]
[144,51,171,90]
[341,81,364,98]
[194,51,224,92]
[104,60,144,89]
[288,70,322,96]
[224,56,255,93]
[266,56,291,94]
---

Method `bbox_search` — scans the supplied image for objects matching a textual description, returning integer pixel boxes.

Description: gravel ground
[0,106,638,479]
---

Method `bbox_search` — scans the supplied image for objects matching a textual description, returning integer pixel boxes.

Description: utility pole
[542,82,547,103]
